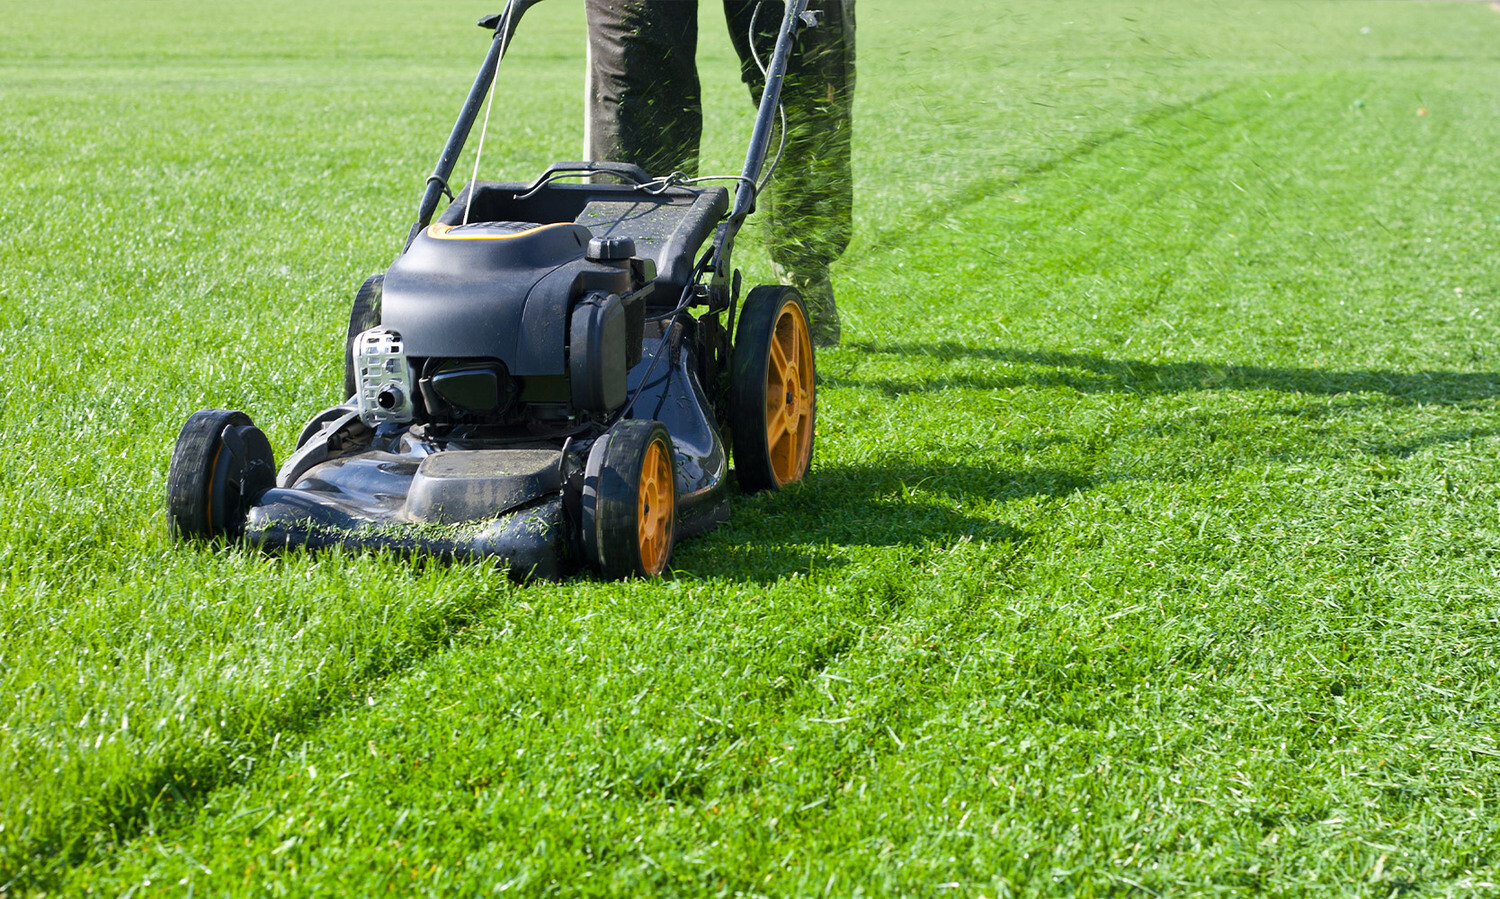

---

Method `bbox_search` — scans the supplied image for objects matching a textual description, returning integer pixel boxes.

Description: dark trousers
[584,0,854,276]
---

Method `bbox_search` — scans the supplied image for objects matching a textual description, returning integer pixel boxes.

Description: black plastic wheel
[729,285,816,493]
[294,405,349,450]
[580,420,677,579]
[167,409,276,540]
[342,273,383,400]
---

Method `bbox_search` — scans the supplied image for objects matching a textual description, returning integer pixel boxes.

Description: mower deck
[241,318,731,580]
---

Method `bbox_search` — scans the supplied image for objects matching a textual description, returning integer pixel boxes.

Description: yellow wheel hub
[637,439,674,575]
[764,301,815,486]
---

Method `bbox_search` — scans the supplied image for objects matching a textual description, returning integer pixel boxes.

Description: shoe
[776,266,841,348]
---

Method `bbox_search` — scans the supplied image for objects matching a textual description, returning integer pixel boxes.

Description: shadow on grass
[1357,427,1500,459]
[678,461,1090,582]
[829,342,1500,406]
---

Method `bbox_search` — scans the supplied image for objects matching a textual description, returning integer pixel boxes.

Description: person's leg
[584,0,703,177]
[725,0,855,346]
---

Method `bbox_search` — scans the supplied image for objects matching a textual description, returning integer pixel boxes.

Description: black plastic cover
[381,221,591,374]
[569,293,628,413]
[442,179,728,305]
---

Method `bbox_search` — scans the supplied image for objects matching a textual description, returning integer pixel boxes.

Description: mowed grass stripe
[848,69,1500,362]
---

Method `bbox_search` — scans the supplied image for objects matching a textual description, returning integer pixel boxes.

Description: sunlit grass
[3,0,1500,895]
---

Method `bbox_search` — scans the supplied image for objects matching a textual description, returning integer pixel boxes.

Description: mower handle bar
[729,0,810,223]
[405,0,812,277]
[406,0,540,249]
[525,161,654,189]
[709,0,812,279]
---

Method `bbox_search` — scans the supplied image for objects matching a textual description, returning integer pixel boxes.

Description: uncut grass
[5,0,1500,895]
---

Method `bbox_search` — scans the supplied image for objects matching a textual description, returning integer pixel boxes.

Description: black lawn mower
[166,0,820,579]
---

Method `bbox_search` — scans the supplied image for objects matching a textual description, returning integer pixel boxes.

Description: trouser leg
[584,0,703,177]
[725,0,855,277]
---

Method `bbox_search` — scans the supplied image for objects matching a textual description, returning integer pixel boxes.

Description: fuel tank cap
[587,235,636,262]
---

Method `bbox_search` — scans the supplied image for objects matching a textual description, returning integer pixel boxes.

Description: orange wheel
[581,420,677,579]
[636,437,674,575]
[730,285,816,493]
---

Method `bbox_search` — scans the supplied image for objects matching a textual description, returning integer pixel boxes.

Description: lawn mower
[165,0,819,579]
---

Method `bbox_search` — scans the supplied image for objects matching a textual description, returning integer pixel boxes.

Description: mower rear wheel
[342,273,383,401]
[582,420,677,579]
[730,285,816,493]
[167,409,276,540]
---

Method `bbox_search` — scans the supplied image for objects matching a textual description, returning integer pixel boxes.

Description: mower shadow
[825,342,1500,406]
[672,461,1089,583]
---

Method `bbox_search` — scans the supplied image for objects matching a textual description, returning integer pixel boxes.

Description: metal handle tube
[408,0,536,247]
[708,0,809,279]
[731,0,810,223]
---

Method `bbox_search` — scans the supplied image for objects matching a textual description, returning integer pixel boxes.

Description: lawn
[2,0,1500,895]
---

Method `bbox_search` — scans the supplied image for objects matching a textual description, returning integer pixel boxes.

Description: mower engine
[352,328,416,424]
[368,220,649,431]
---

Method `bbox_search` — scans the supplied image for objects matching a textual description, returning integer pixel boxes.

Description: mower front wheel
[581,420,677,579]
[730,285,816,493]
[167,409,276,540]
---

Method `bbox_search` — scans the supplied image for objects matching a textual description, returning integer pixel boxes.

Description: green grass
[3,0,1500,895]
